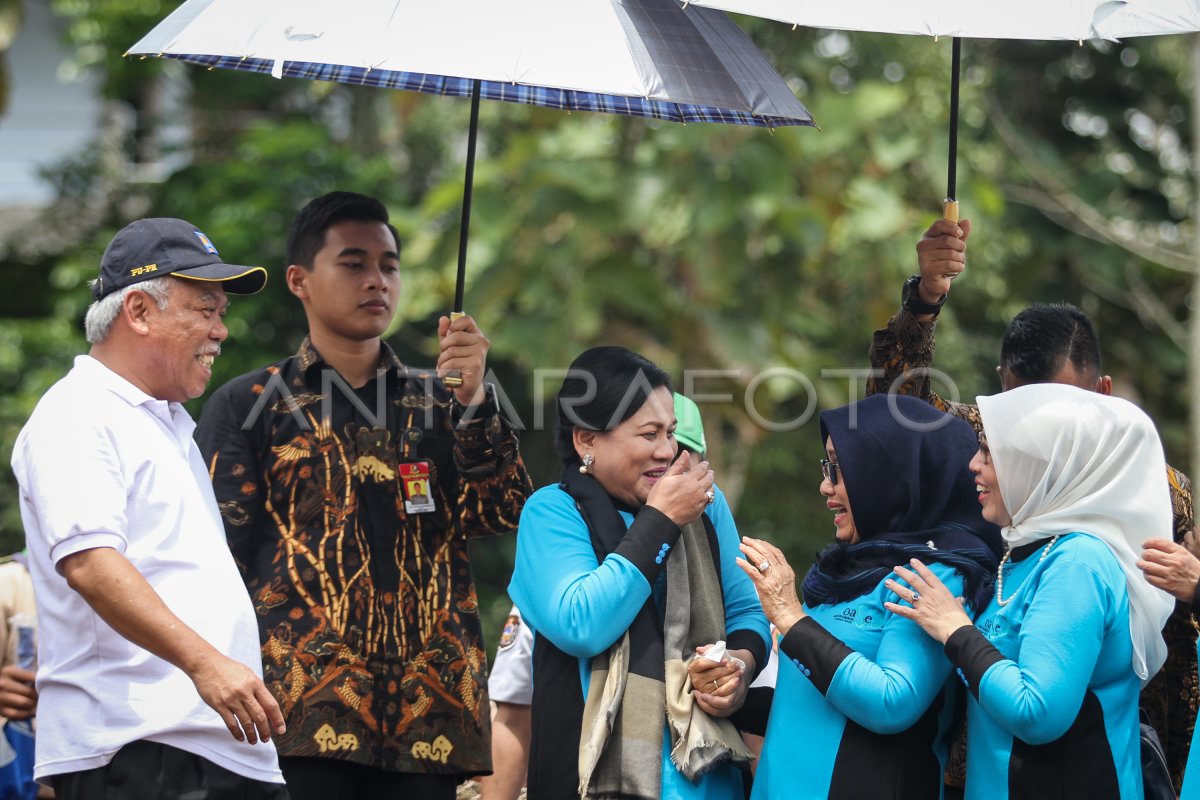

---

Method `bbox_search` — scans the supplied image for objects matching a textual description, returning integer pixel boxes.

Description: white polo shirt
[11,355,283,784]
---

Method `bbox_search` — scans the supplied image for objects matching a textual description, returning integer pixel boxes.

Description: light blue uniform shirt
[753,563,964,800]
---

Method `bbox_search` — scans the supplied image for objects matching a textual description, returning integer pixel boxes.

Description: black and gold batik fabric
[196,338,532,777]
[868,303,1199,792]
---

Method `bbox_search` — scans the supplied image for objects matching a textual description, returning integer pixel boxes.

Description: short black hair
[1000,302,1101,384]
[554,346,672,464]
[286,191,401,269]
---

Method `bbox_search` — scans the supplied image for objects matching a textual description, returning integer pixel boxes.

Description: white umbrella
[1093,0,1200,38]
[684,0,1106,40]
[684,0,1200,220]
[128,0,815,383]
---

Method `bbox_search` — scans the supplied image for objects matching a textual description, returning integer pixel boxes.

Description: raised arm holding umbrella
[684,0,1200,221]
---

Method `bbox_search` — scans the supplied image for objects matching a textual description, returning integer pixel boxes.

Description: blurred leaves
[0,0,23,115]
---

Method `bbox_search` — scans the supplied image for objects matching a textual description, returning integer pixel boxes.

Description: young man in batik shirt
[197,192,532,800]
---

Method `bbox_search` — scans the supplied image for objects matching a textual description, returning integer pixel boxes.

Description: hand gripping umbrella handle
[443,311,465,388]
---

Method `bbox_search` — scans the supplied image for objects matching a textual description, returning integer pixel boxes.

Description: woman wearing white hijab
[883,383,1174,800]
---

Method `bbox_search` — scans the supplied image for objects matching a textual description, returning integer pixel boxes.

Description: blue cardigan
[510,483,769,800]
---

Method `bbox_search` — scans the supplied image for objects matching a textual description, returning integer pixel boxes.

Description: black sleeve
[727,628,768,683]
[778,616,855,695]
[613,506,682,584]
[944,625,1006,700]
[731,687,774,737]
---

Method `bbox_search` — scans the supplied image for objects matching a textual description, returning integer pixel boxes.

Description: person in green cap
[477,392,709,800]
[673,393,708,460]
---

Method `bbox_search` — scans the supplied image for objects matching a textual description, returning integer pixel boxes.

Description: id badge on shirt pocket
[400,461,437,514]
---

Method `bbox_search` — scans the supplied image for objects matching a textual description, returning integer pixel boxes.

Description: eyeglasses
[977,431,991,465]
[820,458,840,486]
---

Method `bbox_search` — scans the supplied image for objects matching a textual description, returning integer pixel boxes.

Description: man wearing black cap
[10,218,289,799]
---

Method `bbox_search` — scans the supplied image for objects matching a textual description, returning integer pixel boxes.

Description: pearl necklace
[995,534,1061,607]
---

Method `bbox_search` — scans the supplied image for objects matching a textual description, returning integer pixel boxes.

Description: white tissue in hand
[698,640,746,671]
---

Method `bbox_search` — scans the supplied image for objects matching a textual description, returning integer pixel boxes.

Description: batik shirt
[868,303,1199,791]
[196,338,532,776]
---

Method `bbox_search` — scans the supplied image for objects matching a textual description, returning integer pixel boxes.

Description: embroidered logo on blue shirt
[853,604,882,629]
[832,608,857,624]
[978,617,1005,639]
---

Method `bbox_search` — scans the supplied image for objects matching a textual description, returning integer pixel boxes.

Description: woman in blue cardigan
[889,384,1176,800]
[510,346,769,800]
[739,394,1001,799]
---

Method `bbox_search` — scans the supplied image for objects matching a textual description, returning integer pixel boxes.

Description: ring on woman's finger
[704,490,715,504]
[910,591,920,603]
[757,560,770,574]
[710,680,718,692]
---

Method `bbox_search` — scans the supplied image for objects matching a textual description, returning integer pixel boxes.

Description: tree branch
[987,95,1194,275]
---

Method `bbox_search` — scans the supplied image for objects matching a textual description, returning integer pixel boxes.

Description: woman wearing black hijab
[739,394,1001,800]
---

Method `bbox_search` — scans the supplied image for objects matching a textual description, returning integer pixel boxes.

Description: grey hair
[84,276,173,343]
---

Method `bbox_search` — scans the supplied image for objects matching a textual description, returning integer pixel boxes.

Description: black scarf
[801,395,1002,610]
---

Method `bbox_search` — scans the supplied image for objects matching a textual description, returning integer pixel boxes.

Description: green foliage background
[1,3,1196,641]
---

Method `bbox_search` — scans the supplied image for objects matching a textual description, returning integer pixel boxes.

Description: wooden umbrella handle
[943,199,959,223]
[443,310,465,388]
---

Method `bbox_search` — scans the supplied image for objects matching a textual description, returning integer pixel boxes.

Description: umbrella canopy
[1092,0,1200,38]
[684,0,1108,40]
[684,0,1200,219]
[684,0,1200,43]
[129,0,814,385]
[128,0,814,128]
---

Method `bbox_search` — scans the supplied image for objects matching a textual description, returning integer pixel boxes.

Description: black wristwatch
[902,275,946,317]
[451,381,500,416]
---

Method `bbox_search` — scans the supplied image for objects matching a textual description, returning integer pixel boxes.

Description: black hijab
[801,395,1002,610]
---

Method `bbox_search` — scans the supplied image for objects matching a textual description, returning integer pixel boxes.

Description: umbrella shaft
[946,37,961,203]
[455,79,483,314]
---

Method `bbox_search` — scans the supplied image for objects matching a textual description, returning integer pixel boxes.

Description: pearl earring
[579,454,594,475]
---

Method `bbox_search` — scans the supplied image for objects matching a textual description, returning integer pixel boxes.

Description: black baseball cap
[92,218,267,301]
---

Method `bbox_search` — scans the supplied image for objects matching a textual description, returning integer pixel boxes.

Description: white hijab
[977,384,1175,683]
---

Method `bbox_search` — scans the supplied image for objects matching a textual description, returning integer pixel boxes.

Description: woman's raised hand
[1139,537,1200,603]
[646,451,715,526]
[884,559,973,644]
[737,537,804,635]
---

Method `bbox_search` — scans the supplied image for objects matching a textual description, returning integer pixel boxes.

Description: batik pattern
[198,338,532,775]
